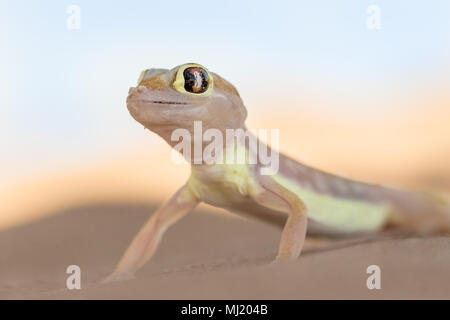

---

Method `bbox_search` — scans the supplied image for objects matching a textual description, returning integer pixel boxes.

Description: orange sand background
[1,87,449,230]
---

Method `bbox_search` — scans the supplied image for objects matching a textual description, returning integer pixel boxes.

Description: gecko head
[126,63,247,138]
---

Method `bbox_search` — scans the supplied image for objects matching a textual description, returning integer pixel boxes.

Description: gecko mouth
[138,100,188,105]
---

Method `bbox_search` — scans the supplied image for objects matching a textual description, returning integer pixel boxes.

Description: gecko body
[104,63,450,282]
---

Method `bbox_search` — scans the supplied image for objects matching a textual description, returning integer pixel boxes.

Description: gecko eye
[183,67,209,93]
[173,63,213,96]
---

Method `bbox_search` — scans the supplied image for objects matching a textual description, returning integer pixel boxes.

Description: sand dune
[1,203,449,299]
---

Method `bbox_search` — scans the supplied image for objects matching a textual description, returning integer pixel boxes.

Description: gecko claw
[101,271,136,284]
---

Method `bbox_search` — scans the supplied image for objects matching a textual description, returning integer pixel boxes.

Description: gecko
[104,63,450,282]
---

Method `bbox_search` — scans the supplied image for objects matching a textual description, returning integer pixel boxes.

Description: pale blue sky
[1,0,449,180]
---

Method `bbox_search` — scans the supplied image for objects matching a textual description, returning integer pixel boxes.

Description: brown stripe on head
[139,73,169,91]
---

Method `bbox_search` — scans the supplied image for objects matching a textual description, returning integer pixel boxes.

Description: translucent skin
[103,63,450,283]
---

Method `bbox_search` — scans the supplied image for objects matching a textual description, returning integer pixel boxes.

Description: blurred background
[1,0,449,230]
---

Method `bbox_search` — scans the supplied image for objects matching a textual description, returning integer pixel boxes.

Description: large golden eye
[173,63,213,96]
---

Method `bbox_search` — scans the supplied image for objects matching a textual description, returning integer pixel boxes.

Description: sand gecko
[104,63,450,282]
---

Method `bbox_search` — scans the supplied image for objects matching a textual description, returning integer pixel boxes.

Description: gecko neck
[150,122,249,165]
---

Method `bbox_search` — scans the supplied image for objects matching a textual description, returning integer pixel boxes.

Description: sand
[1,203,449,299]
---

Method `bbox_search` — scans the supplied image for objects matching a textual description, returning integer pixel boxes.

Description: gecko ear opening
[173,63,214,97]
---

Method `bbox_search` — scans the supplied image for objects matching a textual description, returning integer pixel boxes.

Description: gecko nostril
[128,86,146,98]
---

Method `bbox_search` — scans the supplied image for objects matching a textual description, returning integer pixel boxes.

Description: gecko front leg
[103,185,199,283]
[252,175,308,262]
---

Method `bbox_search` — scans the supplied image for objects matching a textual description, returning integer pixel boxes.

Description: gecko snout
[127,86,145,100]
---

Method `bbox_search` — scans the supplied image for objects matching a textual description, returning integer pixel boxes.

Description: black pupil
[183,67,209,93]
